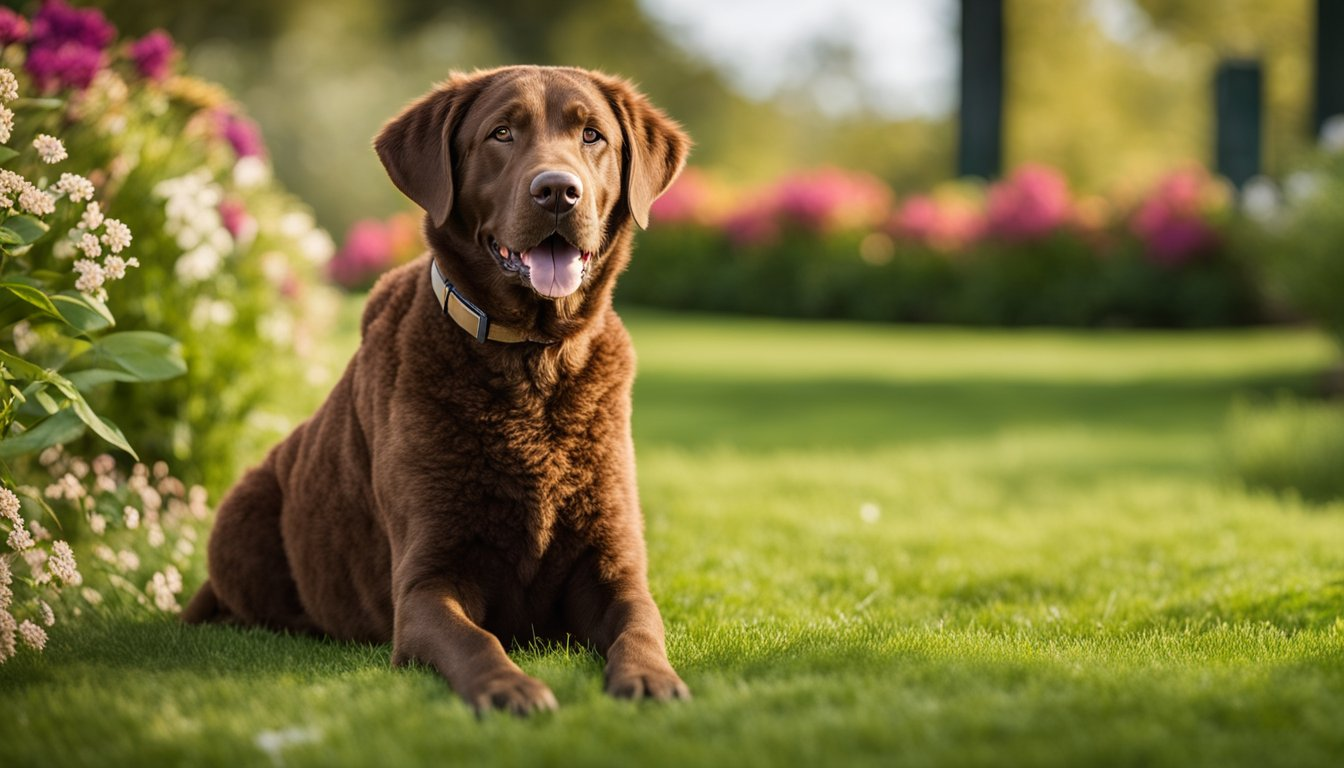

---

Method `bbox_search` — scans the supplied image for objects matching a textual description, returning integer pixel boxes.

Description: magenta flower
[766,167,891,233]
[329,219,396,289]
[24,0,116,92]
[129,29,176,82]
[649,168,717,225]
[1130,168,1221,266]
[984,164,1072,241]
[0,8,30,46]
[217,111,266,159]
[217,199,253,240]
[892,194,985,253]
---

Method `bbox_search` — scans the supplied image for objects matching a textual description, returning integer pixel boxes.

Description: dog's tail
[181,579,222,624]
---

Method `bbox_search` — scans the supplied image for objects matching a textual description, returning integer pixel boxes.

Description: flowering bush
[0,2,337,493]
[327,211,421,290]
[0,58,186,478]
[1,447,205,662]
[1233,116,1344,354]
[618,163,1260,327]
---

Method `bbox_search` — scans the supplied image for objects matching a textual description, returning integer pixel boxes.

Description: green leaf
[51,292,114,334]
[32,388,58,415]
[65,368,140,388]
[0,347,50,381]
[0,280,62,319]
[46,372,137,458]
[72,331,186,383]
[0,410,85,458]
[10,97,64,111]
[0,227,22,245]
[1,216,49,246]
[0,146,18,165]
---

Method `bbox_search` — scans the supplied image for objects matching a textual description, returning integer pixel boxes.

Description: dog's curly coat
[183,66,691,715]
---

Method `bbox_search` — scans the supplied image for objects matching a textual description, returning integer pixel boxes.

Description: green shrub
[1225,396,1344,503]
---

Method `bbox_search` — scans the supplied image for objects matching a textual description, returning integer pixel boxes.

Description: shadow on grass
[0,617,391,690]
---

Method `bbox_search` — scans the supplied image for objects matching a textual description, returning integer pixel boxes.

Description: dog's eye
[491,126,512,143]
[582,127,603,145]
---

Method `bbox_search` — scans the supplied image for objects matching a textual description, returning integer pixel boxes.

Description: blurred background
[46,0,1317,236]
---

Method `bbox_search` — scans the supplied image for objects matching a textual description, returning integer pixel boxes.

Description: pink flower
[722,167,892,246]
[984,164,1071,241]
[328,217,415,289]
[24,0,116,92]
[218,199,253,240]
[216,110,266,159]
[128,29,176,82]
[1130,167,1221,266]
[891,194,984,253]
[0,8,29,45]
[649,168,718,226]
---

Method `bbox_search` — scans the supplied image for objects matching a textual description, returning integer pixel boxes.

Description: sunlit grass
[3,307,1342,767]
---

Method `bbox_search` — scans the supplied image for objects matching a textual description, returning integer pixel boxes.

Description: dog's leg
[392,581,558,716]
[193,463,318,635]
[570,573,690,701]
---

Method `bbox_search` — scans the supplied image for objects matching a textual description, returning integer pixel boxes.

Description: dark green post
[1317,0,1344,136]
[1214,60,1262,189]
[957,0,1004,179]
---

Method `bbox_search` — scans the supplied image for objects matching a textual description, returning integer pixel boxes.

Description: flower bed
[617,163,1262,328]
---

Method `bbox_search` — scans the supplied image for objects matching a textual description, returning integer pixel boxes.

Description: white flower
[147,525,165,548]
[6,526,33,551]
[147,570,179,612]
[116,549,139,572]
[123,506,140,529]
[81,587,103,605]
[18,186,54,216]
[32,134,67,164]
[88,513,106,535]
[233,156,270,188]
[0,488,19,525]
[82,202,104,230]
[55,173,95,203]
[48,540,80,585]
[28,520,49,541]
[1239,176,1280,223]
[77,232,102,259]
[11,320,38,355]
[103,255,127,280]
[0,555,9,586]
[300,230,335,265]
[38,600,54,627]
[175,245,223,284]
[73,258,105,295]
[0,106,12,145]
[0,70,17,103]
[52,239,76,260]
[1321,114,1344,154]
[0,608,15,661]
[1285,171,1324,205]
[101,218,132,253]
[17,619,46,650]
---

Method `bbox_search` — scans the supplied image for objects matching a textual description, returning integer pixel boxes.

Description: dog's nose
[530,171,583,215]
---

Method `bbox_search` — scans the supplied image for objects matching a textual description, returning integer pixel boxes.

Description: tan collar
[429,257,533,343]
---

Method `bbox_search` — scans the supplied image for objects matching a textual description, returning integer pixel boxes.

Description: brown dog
[182,66,691,715]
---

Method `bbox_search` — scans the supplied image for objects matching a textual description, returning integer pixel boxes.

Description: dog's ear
[374,72,490,228]
[595,75,691,230]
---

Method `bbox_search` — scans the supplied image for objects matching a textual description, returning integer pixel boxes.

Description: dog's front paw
[467,669,558,717]
[605,665,691,701]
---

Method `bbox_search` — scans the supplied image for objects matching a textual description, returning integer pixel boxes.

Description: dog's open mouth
[489,234,593,299]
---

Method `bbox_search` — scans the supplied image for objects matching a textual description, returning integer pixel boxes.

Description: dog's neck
[423,216,633,348]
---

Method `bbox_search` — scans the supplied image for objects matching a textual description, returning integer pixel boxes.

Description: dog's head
[375,66,688,306]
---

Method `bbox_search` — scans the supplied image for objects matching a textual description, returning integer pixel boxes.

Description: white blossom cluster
[153,170,235,284]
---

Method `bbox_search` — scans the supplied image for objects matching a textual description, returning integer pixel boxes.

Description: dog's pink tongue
[521,237,585,298]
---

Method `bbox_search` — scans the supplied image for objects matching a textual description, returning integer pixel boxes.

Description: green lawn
[4,308,1344,767]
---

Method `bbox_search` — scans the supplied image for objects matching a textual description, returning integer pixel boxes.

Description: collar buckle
[447,282,489,343]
